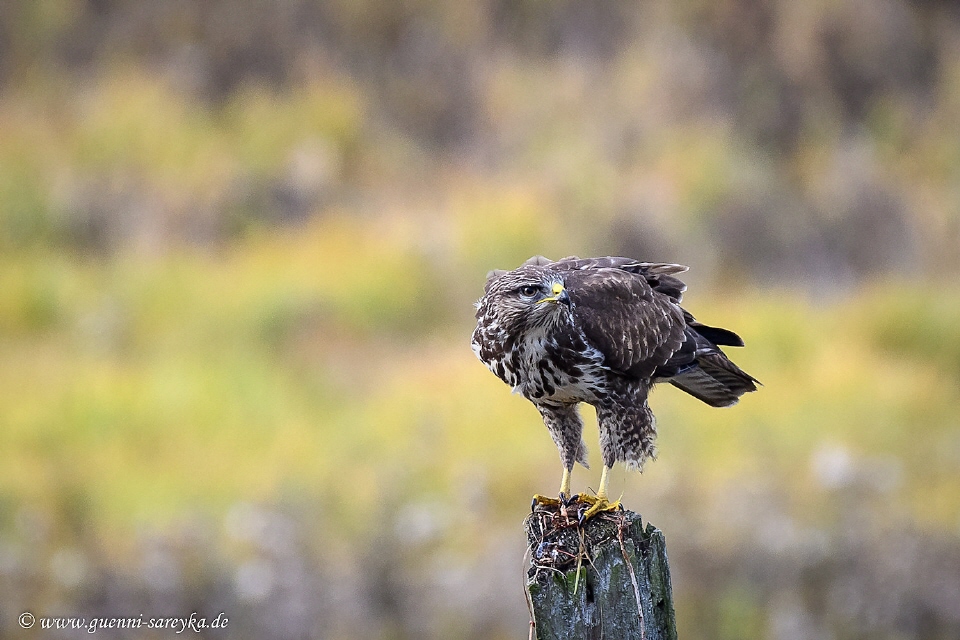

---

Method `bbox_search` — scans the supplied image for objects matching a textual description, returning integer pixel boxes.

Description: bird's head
[476,265,572,333]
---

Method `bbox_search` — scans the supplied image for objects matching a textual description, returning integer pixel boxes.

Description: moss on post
[524,505,678,640]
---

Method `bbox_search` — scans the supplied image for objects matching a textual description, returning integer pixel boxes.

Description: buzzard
[472,255,758,519]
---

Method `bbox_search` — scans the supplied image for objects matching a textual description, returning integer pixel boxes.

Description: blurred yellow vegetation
[3,213,958,538]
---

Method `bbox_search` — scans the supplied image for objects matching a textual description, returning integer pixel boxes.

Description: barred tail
[669,352,759,408]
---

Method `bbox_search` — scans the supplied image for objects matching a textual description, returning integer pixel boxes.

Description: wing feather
[548,256,688,302]
[562,267,687,378]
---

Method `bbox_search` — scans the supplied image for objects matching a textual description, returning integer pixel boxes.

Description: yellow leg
[531,467,574,510]
[577,465,621,521]
[596,465,611,500]
[559,467,572,498]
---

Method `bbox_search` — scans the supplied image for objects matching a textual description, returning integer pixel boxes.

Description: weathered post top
[524,504,678,640]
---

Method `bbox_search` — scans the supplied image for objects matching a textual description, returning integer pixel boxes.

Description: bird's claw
[533,492,621,523]
[531,492,583,519]
[531,494,563,511]
[574,493,622,524]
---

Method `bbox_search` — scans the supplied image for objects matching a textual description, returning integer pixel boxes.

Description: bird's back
[520,255,759,406]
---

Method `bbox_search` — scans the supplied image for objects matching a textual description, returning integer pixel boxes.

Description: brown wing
[548,256,689,302]
[562,267,687,379]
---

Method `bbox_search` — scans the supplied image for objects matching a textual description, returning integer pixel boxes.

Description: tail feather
[669,353,759,407]
[690,322,744,347]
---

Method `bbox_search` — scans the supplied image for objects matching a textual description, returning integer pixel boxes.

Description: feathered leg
[596,388,657,471]
[532,403,587,508]
[578,390,656,520]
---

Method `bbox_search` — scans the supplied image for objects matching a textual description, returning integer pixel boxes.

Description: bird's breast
[508,333,607,403]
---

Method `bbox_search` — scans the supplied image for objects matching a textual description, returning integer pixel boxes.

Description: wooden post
[523,505,678,640]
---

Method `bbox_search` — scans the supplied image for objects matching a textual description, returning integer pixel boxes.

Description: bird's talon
[531,494,563,510]
[578,496,621,522]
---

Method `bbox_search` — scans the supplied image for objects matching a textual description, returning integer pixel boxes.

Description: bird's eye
[518,285,540,298]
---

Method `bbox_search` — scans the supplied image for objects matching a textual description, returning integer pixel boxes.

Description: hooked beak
[537,282,571,307]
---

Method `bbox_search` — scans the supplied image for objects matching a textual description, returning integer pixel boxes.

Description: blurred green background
[1,1,959,639]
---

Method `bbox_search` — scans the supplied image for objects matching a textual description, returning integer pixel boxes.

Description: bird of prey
[472,255,758,520]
